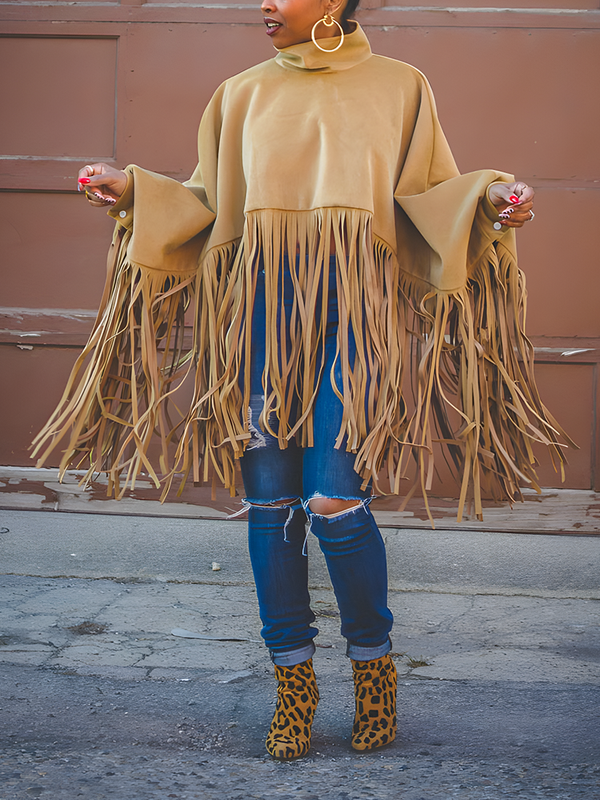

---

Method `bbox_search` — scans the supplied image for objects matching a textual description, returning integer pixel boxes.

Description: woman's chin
[268,30,311,49]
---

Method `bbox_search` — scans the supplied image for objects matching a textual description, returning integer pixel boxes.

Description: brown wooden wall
[1,2,599,493]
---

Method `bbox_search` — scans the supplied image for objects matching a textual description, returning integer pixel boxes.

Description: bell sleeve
[31,104,223,498]
[388,74,573,522]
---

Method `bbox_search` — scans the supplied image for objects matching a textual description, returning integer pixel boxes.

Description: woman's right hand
[77,163,128,207]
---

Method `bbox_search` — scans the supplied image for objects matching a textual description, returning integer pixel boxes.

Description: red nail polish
[78,177,91,184]
[509,194,520,204]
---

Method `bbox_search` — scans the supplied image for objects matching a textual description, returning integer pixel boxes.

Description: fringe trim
[168,208,405,498]
[374,239,577,523]
[32,211,575,520]
[31,225,198,498]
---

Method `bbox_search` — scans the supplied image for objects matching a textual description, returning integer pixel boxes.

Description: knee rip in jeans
[303,496,372,538]
[227,497,304,545]
[306,495,372,519]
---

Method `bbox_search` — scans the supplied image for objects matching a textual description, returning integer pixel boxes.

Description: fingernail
[106,198,116,205]
[509,194,520,204]
[78,177,91,184]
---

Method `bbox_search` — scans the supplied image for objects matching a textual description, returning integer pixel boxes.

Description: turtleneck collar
[275,23,372,73]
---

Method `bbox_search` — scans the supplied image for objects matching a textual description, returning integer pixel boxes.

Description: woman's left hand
[488,181,535,228]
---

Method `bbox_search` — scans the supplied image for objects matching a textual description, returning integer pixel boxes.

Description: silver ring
[85,189,107,203]
[529,210,535,221]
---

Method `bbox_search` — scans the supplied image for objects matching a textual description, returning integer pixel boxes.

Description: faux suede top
[110,25,514,292]
[33,25,571,521]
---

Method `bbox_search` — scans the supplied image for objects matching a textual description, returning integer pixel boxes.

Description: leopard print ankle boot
[266,659,320,760]
[351,654,397,751]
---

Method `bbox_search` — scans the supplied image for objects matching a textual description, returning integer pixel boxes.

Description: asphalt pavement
[0,507,599,799]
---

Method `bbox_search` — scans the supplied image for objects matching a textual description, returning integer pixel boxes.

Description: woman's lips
[264,18,282,36]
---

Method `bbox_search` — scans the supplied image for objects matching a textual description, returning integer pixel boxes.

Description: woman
[34,0,568,760]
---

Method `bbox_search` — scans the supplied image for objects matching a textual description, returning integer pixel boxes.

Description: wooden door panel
[518,188,600,339]
[532,363,595,489]
[0,192,114,309]
[378,0,598,7]
[0,346,80,468]
[117,23,270,175]
[0,36,117,159]
[367,26,600,182]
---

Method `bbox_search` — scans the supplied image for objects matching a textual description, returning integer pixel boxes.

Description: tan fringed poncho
[33,25,572,520]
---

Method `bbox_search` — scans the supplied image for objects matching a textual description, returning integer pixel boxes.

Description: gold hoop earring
[311,14,344,53]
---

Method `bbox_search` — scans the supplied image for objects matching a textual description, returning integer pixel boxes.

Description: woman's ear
[327,0,348,18]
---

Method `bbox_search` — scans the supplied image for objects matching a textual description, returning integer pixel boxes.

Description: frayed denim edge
[227,497,304,544]
[229,495,374,556]
[301,496,373,555]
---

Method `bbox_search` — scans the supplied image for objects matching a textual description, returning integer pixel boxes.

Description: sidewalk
[1,507,599,799]
[2,465,600,533]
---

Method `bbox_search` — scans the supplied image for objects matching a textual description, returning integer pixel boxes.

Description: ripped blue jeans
[239,256,393,666]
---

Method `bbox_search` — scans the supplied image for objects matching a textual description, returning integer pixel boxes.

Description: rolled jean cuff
[347,637,391,662]
[270,641,316,667]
